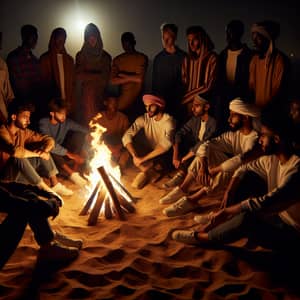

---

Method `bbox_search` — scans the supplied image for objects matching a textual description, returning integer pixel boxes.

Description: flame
[86,113,121,185]
[83,113,132,217]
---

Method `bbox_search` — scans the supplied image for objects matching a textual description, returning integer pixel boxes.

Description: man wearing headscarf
[122,94,176,189]
[75,23,111,126]
[181,26,218,120]
[160,98,261,217]
[249,20,290,109]
[40,28,75,118]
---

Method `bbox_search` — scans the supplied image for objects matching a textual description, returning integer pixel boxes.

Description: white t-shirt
[234,154,300,232]
[197,129,259,172]
[122,113,176,151]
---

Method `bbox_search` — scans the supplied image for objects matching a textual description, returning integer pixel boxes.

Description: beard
[15,119,28,130]
[228,120,243,132]
[262,138,277,155]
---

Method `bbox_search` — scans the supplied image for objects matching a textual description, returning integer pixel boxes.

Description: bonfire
[79,113,135,225]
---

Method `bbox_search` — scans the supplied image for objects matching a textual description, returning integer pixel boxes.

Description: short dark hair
[7,99,35,118]
[160,23,178,36]
[186,25,215,51]
[227,19,244,38]
[21,24,38,42]
[48,98,69,113]
[121,32,136,45]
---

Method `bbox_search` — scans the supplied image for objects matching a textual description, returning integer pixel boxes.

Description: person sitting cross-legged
[0,99,73,196]
[0,181,82,269]
[172,109,300,252]
[122,94,176,189]
[160,98,261,217]
[39,97,89,188]
[162,95,216,189]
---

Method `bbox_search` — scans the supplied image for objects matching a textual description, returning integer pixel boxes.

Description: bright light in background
[59,4,99,57]
[76,19,87,32]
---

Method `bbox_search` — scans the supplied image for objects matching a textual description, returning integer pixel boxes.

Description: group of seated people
[0,97,91,268]
[1,87,300,270]
[119,92,300,253]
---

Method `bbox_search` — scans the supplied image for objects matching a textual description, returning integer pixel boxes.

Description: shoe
[172,230,200,245]
[38,241,79,263]
[162,172,184,189]
[54,232,83,249]
[163,196,198,217]
[159,186,186,204]
[194,212,214,224]
[70,172,88,187]
[52,182,73,196]
[131,172,149,189]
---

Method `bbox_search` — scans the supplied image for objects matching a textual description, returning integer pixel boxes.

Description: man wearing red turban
[122,94,176,189]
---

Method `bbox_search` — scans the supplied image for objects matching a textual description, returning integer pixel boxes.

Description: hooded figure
[75,23,112,126]
[181,26,218,119]
[40,28,75,117]
[249,20,290,109]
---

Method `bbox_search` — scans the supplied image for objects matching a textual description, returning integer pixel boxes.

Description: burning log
[79,181,101,216]
[97,166,125,221]
[81,166,134,225]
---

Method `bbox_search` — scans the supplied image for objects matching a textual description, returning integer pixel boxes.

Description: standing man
[152,23,186,124]
[122,94,176,189]
[40,27,76,118]
[217,20,253,133]
[249,20,290,110]
[6,25,42,118]
[110,32,148,122]
[181,26,218,120]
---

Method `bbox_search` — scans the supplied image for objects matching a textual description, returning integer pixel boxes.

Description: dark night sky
[1,0,299,86]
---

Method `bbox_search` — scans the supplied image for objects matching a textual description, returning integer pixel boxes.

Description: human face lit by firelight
[14,111,31,129]
[187,33,201,53]
[162,30,176,49]
[53,109,67,123]
[145,104,159,118]
[259,125,277,154]
[228,111,243,131]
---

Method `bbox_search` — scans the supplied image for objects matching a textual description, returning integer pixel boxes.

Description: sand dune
[1,166,300,300]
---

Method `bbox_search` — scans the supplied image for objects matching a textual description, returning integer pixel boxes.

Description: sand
[1,166,300,300]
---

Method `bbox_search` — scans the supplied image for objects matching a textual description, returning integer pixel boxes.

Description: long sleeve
[122,116,144,146]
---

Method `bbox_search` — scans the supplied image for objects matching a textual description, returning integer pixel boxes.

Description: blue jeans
[1,157,58,185]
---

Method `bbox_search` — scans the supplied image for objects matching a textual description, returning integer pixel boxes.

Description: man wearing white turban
[160,98,261,217]
[249,20,290,109]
